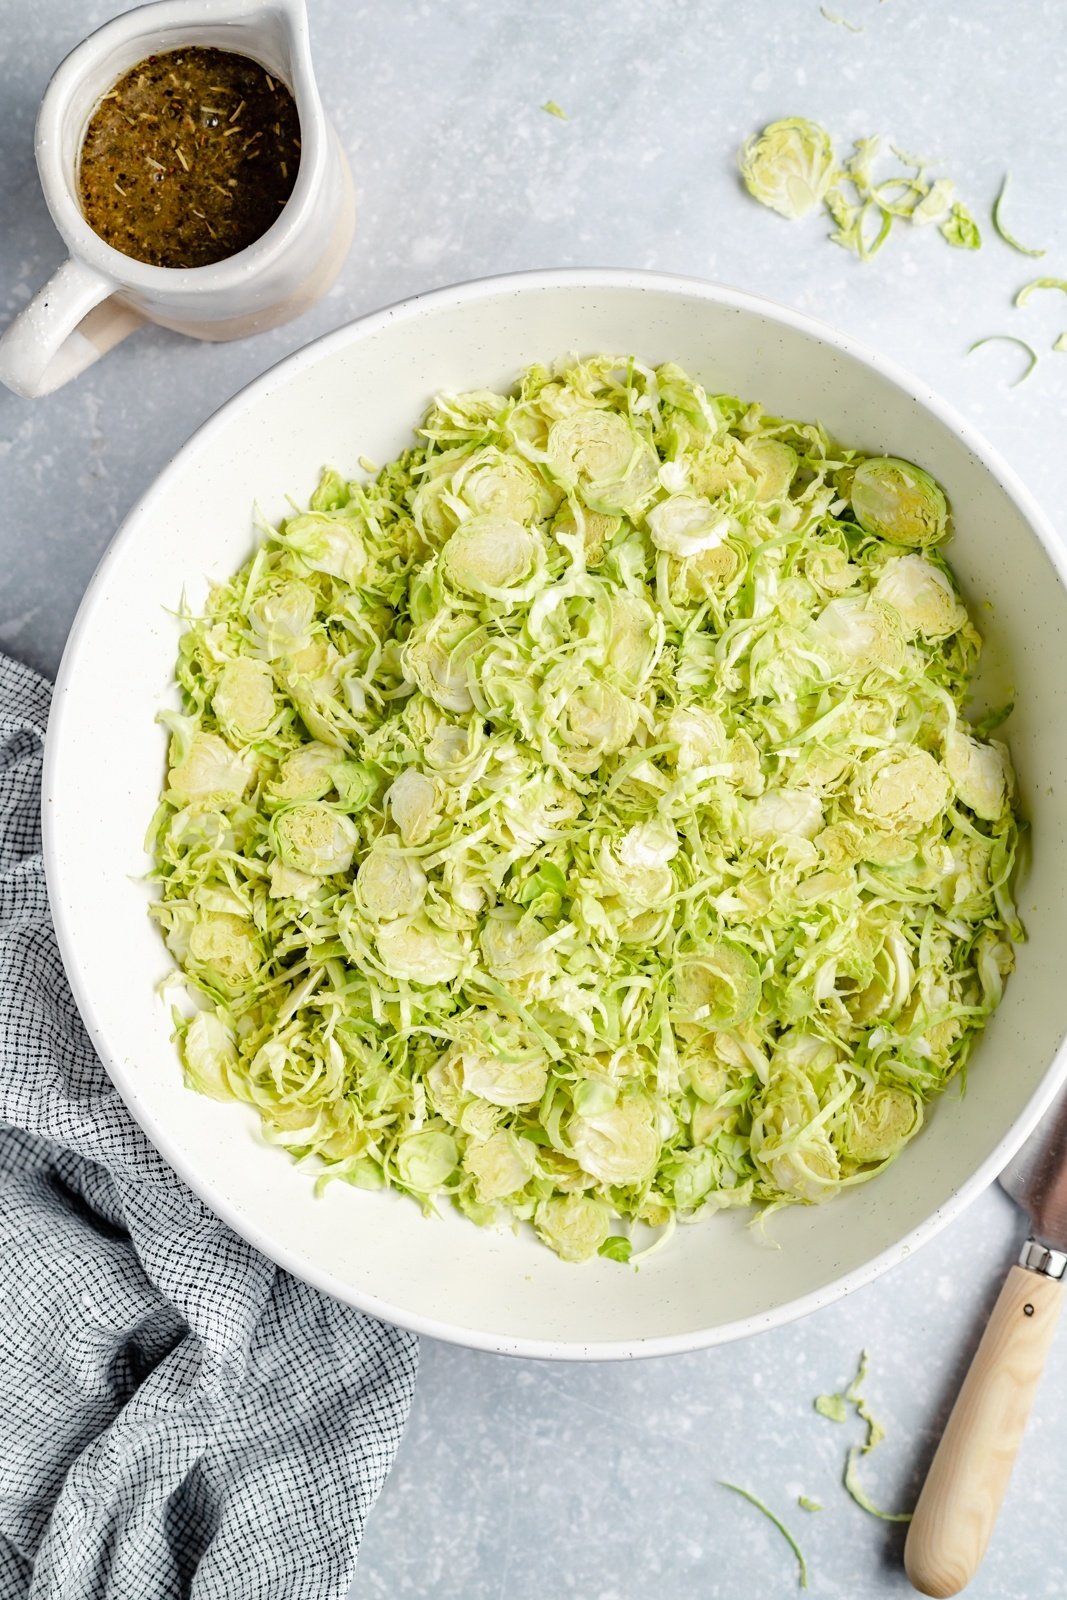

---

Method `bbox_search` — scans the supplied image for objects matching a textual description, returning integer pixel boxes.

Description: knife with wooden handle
[905,1080,1067,1597]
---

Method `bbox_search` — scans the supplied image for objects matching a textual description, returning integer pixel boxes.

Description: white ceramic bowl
[44,269,1067,1359]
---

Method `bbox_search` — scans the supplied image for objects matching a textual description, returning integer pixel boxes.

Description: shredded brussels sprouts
[967,336,1038,389]
[817,1351,913,1522]
[991,175,1045,259]
[1014,276,1067,308]
[740,119,981,261]
[738,118,837,220]
[149,355,1023,1262]
[718,1482,809,1589]
[814,1391,849,1424]
[819,7,863,32]
[940,200,981,251]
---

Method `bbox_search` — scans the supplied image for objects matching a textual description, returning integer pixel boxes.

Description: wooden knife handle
[904,1264,1064,1597]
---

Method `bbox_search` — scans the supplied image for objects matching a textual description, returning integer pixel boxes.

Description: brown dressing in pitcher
[78,45,301,269]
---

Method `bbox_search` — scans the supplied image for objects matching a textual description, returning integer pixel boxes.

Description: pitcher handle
[0,258,141,399]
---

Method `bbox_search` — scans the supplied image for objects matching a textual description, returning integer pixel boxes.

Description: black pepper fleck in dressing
[78,46,301,269]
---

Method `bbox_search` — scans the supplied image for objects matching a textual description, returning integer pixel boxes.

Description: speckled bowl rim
[42,267,1067,1360]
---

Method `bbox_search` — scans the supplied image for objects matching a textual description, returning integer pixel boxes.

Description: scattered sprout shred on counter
[738,117,980,259]
[816,1350,914,1522]
[992,174,1046,258]
[967,336,1038,388]
[717,1481,809,1589]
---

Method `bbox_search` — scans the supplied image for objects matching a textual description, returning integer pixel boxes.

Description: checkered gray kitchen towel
[0,652,418,1600]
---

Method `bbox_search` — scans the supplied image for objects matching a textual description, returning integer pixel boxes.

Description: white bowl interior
[45,273,1067,1356]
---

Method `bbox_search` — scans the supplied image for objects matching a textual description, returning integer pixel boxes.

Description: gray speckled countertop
[3,2,1067,1596]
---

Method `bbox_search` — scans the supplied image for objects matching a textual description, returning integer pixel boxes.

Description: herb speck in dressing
[78,46,301,269]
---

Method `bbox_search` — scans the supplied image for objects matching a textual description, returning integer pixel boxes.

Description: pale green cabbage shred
[149,355,1023,1263]
[739,118,981,259]
[816,1350,913,1522]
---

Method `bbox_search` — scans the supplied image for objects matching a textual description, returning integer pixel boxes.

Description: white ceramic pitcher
[0,0,354,398]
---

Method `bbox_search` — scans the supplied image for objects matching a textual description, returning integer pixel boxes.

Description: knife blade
[905,1080,1067,1597]
[999,1075,1067,1261]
